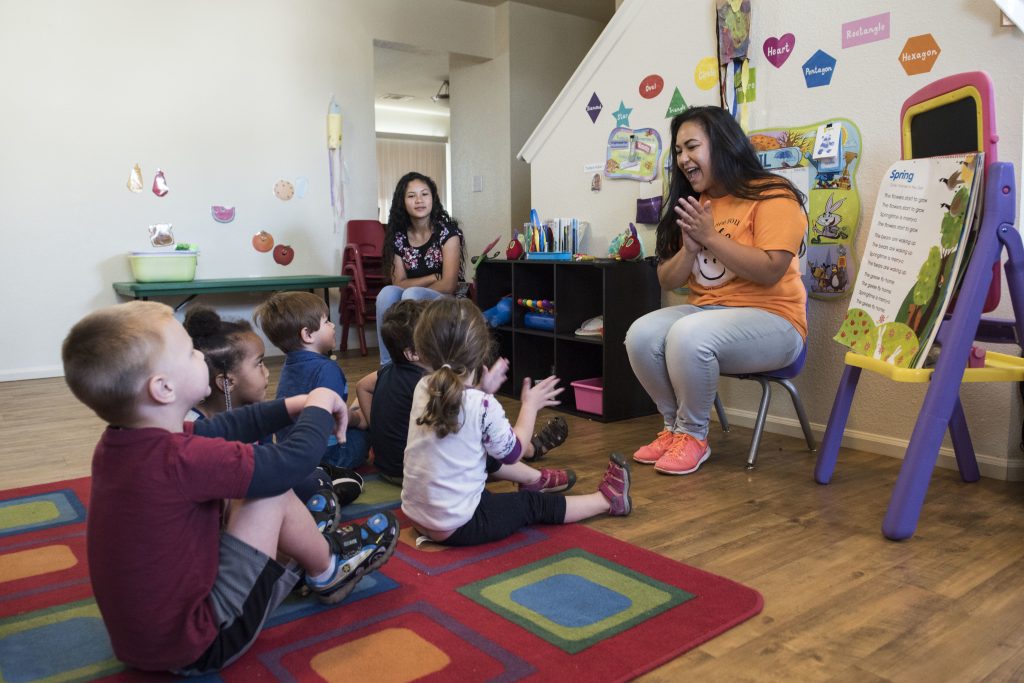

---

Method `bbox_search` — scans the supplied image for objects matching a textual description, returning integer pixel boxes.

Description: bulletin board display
[748,118,863,300]
[604,127,662,181]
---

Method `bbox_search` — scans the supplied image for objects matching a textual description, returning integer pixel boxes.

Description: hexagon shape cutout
[899,34,940,75]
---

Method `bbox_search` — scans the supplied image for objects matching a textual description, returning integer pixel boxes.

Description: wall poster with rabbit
[748,118,863,300]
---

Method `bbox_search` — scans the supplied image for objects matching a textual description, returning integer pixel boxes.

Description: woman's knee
[664,316,714,361]
[401,287,443,302]
[625,314,664,358]
[376,286,402,313]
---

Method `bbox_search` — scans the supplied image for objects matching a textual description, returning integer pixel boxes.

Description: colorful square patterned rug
[0,477,762,682]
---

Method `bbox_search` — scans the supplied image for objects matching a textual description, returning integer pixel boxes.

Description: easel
[813,72,1024,540]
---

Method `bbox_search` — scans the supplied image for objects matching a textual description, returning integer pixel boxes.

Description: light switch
[473,175,484,192]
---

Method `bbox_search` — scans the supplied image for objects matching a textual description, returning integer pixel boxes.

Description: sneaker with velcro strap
[305,485,341,534]
[307,511,400,604]
[518,467,576,494]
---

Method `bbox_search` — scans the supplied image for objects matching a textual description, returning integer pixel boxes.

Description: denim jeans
[320,427,371,469]
[375,285,445,365]
[624,305,803,440]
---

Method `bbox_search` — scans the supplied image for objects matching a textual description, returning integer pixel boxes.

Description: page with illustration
[834,153,983,368]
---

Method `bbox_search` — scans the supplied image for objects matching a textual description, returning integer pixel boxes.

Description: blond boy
[62,302,397,674]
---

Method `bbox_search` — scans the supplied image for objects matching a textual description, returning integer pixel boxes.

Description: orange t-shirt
[687,192,807,339]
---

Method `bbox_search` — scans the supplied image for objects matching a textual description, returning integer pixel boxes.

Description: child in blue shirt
[255,292,370,469]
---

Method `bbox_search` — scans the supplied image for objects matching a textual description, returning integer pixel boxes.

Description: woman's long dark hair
[656,106,806,260]
[383,172,463,283]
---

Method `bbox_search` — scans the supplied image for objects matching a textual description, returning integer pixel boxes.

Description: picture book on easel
[834,152,984,368]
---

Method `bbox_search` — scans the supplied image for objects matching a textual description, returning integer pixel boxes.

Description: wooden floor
[3,350,1024,682]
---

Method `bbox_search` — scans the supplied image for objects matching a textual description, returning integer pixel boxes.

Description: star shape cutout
[613,101,632,127]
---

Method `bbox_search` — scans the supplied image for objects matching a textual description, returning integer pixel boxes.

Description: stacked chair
[339,220,386,356]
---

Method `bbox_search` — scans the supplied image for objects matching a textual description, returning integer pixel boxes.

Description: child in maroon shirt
[62,302,398,674]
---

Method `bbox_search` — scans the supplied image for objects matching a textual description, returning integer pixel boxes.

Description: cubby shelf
[476,259,661,422]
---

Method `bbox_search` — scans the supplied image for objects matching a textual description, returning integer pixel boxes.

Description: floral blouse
[393,221,464,281]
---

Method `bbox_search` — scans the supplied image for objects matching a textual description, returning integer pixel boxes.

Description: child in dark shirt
[62,301,398,674]
[254,292,370,469]
[359,300,572,489]
[356,300,430,484]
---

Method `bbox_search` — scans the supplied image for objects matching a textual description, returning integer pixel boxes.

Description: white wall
[450,6,514,263]
[450,4,605,264]
[508,4,605,235]
[0,0,495,379]
[525,0,1024,478]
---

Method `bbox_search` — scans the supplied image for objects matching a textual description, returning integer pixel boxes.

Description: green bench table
[112,275,351,321]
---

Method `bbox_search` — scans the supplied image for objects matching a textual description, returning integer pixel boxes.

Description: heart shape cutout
[763,34,795,68]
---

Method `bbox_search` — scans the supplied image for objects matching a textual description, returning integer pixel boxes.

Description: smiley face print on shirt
[691,224,737,288]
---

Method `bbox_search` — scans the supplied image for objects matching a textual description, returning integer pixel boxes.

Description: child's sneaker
[527,416,569,461]
[654,434,710,475]
[307,511,400,604]
[519,468,576,494]
[598,453,632,516]
[305,484,341,534]
[633,429,677,464]
[319,463,365,507]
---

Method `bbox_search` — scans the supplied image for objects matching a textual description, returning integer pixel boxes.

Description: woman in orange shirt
[625,106,807,475]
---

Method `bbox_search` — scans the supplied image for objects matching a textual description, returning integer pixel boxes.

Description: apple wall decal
[252,231,274,253]
[273,244,295,266]
[763,33,796,68]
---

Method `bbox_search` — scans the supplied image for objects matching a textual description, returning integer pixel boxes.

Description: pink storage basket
[570,377,603,415]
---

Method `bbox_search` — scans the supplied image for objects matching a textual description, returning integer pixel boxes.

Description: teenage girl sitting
[400,298,632,547]
[625,106,807,476]
[375,171,466,365]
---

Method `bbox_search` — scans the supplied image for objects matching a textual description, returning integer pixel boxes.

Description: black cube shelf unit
[475,258,661,422]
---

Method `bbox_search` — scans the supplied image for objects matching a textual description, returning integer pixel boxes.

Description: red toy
[506,238,525,260]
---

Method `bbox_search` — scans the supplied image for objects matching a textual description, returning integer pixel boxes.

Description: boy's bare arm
[355,371,378,426]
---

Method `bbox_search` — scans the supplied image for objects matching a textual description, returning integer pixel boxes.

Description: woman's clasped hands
[675,196,715,252]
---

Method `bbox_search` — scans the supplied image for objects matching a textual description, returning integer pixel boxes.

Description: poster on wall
[748,118,863,300]
[605,127,662,181]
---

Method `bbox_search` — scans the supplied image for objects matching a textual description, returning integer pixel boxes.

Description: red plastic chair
[339,282,368,355]
[339,220,387,355]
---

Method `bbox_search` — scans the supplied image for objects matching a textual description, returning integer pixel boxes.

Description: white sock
[308,554,337,585]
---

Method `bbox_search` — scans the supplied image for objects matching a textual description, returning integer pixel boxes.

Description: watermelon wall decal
[211,205,236,223]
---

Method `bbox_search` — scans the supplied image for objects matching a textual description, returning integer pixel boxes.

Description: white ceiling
[374,0,615,118]
[374,41,452,117]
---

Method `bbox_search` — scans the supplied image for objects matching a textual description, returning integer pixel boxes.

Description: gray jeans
[625,305,803,440]
[375,285,445,365]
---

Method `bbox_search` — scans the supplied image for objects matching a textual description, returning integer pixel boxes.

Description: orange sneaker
[633,429,677,464]
[654,434,710,475]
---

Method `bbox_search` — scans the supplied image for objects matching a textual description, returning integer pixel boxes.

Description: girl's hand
[479,357,509,394]
[519,375,563,414]
[675,197,716,246]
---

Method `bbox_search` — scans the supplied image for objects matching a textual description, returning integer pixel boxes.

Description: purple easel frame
[813,72,1024,540]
